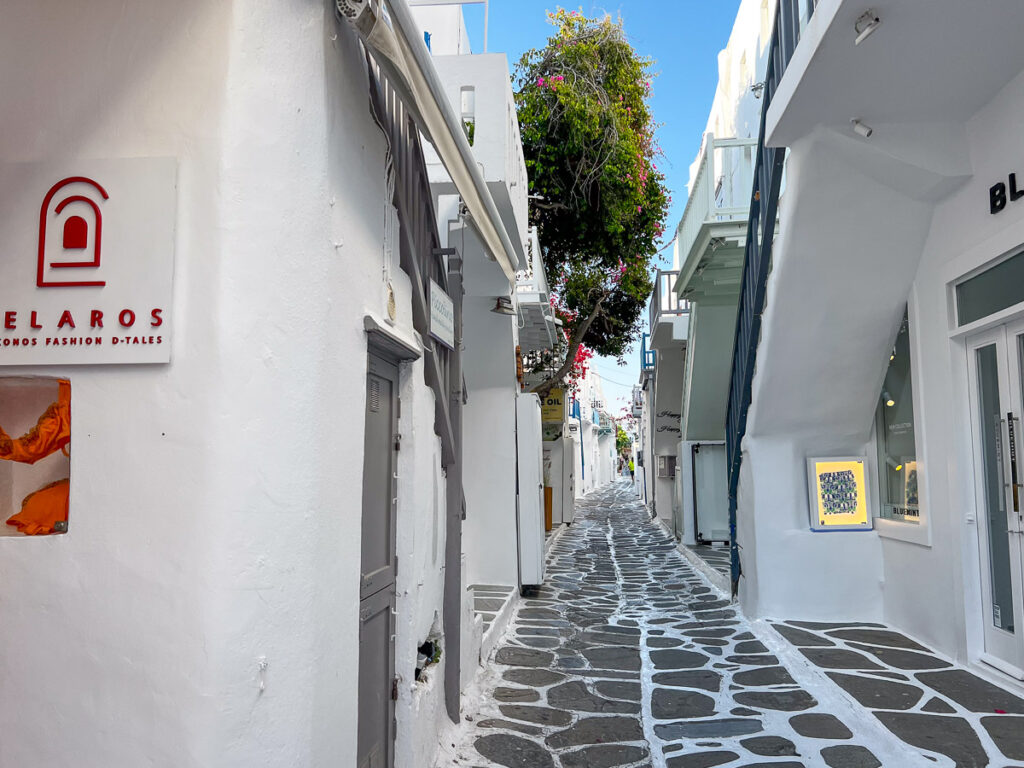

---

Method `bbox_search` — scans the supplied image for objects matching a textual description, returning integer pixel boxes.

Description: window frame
[873,297,932,546]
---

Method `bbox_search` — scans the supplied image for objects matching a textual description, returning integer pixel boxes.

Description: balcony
[515,226,558,352]
[674,134,756,305]
[640,332,655,374]
[648,270,690,350]
[767,0,1024,153]
[424,53,529,268]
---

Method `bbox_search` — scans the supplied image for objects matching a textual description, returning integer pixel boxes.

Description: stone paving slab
[435,482,1023,768]
[768,619,1024,766]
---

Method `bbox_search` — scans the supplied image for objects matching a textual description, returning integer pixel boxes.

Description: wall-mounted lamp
[751,81,765,99]
[851,119,873,139]
[886,456,903,472]
[883,390,895,407]
[491,296,516,315]
[854,9,880,45]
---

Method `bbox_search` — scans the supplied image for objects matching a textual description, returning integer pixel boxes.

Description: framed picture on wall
[806,456,874,532]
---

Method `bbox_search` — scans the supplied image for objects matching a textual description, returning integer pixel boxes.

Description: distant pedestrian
[628,458,634,480]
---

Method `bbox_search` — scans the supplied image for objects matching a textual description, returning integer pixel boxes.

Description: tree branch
[531,292,607,399]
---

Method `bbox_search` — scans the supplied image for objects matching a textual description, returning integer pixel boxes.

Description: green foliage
[516,10,670,390]
[616,424,631,453]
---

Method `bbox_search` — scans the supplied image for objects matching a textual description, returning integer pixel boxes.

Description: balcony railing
[725,0,813,593]
[641,332,655,372]
[631,386,643,417]
[648,270,690,331]
[675,134,757,273]
[515,226,548,297]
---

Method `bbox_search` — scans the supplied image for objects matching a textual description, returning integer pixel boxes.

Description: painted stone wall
[0,1,454,765]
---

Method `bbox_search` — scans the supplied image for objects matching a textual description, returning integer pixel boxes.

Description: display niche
[875,309,920,525]
[0,377,71,536]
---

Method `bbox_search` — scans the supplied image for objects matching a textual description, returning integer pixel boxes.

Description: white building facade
[731,0,1024,692]
[0,1,548,766]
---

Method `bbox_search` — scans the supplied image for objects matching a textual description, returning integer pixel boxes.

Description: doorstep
[544,521,570,554]
[655,517,732,595]
[469,584,517,662]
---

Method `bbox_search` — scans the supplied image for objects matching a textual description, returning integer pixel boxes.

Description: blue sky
[465,0,742,414]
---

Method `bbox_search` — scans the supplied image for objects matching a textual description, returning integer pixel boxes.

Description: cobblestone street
[438,482,1024,768]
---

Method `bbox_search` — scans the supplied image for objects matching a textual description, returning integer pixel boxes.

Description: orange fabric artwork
[7,479,69,535]
[0,380,71,464]
[2,380,71,535]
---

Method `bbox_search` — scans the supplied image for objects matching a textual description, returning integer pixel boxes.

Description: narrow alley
[439,482,1024,768]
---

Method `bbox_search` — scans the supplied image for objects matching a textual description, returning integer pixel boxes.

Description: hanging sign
[0,158,177,364]
[428,279,455,350]
[542,388,566,423]
[806,456,873,531]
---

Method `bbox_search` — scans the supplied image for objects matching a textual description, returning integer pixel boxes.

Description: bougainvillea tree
[516,9,670,397]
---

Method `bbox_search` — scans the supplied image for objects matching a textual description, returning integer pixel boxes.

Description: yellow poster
[542,388,566,423]
[810,458,870,529]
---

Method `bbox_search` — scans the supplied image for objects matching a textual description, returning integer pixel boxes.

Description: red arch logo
[37,176,109,288]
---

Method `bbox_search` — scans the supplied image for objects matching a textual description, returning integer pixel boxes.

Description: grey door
[358,354,399,768]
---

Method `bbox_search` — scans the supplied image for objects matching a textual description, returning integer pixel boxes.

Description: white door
[516,394,545,586]
[694,443,730,544]
[967,322,1024,677]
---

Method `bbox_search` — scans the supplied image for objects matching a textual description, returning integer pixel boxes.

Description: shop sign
[990,172,1024,215]
[806,456,873,531]
[428,279,455,350]
[0,158,176,364]
[542,388,565,423]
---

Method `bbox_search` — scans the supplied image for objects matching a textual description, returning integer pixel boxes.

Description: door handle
[1009,412,1023,519]
[1003,411,1019,532]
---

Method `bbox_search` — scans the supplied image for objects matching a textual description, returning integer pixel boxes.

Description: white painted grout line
[755,620,953,768]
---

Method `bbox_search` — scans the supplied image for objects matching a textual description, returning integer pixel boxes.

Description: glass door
[967,326,1024,677]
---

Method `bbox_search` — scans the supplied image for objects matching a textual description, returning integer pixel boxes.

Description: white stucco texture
[0,2,456,766]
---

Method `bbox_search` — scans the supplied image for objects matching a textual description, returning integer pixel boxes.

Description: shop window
[875,310,919,524]
[658,455,677,479]
[0,377,71,536]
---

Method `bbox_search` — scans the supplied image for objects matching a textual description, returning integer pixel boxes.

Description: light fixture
[851,119,873,139]
[886,456,903,472]
[491,296,516,315]
[854,9,880,45]
[883,390,895,407]
[751,81,765,99]
[889,350,895,362]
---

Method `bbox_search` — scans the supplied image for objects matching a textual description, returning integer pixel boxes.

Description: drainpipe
[336,0,519,282]
[442,254,464,723]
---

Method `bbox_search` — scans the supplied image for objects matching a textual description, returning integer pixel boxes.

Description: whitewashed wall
[737,35,1024,671]
[897,67,1024,664]
[0,2,452,765]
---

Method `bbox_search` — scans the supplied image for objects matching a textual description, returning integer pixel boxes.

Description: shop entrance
[358,354,399,768]
[967,321,1024,678]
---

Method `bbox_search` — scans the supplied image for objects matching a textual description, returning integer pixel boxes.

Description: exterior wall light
[883,390,895,407]
[854,9,880,45]
[886,456,903,472]
[491,296,516,315]
[851,119,873,138]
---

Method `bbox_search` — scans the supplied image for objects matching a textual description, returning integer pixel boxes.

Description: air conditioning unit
[657,455,677,479]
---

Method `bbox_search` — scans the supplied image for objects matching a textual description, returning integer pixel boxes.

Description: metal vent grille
[369,377,381,412]
[336,0,365,20]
